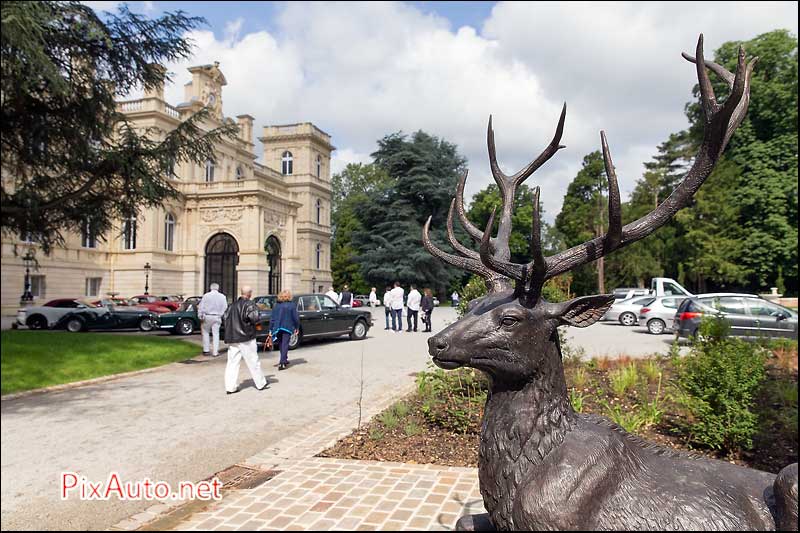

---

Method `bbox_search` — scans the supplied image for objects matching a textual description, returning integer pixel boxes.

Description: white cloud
[148,1,796,221]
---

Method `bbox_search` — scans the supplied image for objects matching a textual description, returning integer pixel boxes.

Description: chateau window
[30,275,46,298]
[123,216,137,250]
[236,165,243,180]
[316,155,322,178]
[205,159,215,182]
[281,151,293,175]
[85,277,102,297]
[315,243,322,269]
[81,218,97,248]
[315,199,322,225]
[164,213,175,251]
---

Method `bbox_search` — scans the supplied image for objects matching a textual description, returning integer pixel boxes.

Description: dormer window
[281,151,293,175]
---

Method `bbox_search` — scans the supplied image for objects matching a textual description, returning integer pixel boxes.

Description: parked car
[612,288,651,302]
[252,293,373,350]
[674,294,798,340]
[352,298,363,308]
[16,298,102,330]
[649,277,693,297]
[55,303,160,333]
[158,297,203,335]
[605,296,656,326]
[639,296,689,334]
[354,295,374,307]
[433,296,440,306]
[129,295,174,313]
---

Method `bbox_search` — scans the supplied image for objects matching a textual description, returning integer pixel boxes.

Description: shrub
[674,317,767,452]
[393,402,410,419]
[600,400,646,433]
[369,428,384,441]
[572,367,588,389]
[378,409,399,430]
[403,419,423,437]
[416,364,488,434]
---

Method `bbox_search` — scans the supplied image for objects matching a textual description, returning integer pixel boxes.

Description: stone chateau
[0,62,334,314]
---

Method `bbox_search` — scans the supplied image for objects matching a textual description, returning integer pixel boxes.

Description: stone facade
[0,62,333,314]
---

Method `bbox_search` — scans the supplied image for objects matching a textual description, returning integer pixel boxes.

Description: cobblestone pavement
[113,394,485,531]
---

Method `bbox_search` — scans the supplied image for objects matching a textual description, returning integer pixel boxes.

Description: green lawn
[1,331,199,395]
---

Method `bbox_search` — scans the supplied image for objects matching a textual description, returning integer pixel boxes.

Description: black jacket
[222,297,259,344]
[421,295,434,312]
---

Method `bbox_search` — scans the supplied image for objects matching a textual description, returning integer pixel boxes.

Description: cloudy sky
[86,1,798,221]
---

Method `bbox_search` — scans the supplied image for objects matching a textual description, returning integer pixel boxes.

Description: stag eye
[500,316,519,328]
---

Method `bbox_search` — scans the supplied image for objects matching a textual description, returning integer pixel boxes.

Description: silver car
[605,296,656,326]
[639,296,688,334]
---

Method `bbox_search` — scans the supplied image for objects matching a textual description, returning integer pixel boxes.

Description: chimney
[236,114,255,144]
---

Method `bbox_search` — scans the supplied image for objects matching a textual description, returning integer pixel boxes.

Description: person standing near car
[222,286,269,394]
[268,290,300,371]
[325,286,340,305]
[369,287,378,308]
[406,284,421,332]
[389,281,405,332]
[198,283,227,357]
[340,285,353,308]
[421,288,435,332]
[382,285,392,330]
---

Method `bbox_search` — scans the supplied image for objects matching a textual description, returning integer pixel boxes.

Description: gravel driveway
[1,307,681,530]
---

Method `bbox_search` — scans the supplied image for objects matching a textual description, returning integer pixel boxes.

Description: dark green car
[158,297,202,335]
[253,294,373,349]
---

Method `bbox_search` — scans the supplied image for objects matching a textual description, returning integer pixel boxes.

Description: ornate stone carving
[423,36,798,532]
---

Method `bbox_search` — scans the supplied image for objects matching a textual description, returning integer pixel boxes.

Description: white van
[650,278,693,298]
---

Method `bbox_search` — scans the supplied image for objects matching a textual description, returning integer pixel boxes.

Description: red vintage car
[130,295,176,313]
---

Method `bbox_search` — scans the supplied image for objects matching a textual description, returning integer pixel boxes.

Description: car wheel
[288,330,301,350]
[27,315,47,330]
[619,312,636,327]
[350,319,368,340]
[176,319,194,335]
[139,317,155,332]
[66,317,84,333]
[647,319,666,335]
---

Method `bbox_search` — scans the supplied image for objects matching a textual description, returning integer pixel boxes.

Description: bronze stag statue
[422,35,798,531]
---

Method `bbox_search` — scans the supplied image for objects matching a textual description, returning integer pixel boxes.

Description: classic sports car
[253,293,373,350]
[16,298,101,330]
[56,303,160,333]
[158,297,203,335]
[130,295,179,312]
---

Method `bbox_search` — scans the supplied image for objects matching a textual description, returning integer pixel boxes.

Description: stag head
[424,35,756,383]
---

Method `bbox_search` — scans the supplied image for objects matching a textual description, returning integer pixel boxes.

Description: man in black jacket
[222,285,269,394]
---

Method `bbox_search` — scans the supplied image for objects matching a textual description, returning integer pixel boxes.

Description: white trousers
[225,339,267,392]
[201,315,222,355]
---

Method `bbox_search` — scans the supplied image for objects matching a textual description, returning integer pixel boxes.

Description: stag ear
[547,294,615,328]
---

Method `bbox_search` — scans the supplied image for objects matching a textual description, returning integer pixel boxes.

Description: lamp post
[144,262,152,295]
[20,250,35,303]
[311,275,316,293]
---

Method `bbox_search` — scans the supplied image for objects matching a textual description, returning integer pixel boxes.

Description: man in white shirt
[368,287,378,308]
[389,281,405,332]
[382,286,392,330]
[325,286,340,304]
[198,283,227,357]
[406,284,422,332]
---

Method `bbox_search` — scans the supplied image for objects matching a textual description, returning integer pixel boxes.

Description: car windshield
[178,301,197,312]
[254,296,277,310]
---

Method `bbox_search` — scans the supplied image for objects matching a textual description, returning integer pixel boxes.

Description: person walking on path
[268,289,300,371]
[325,286,340,304]
[339,285,353,308]
[222,285,269,394]
[389,281,405,332]
[198,283,227,357]
[382,285,392,330]
[421,288,435,332]
[369,287,378,308]
[406,284,421,332]
[451,291,460,307]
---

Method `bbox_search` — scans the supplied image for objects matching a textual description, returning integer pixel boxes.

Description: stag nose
[428,335,449,356]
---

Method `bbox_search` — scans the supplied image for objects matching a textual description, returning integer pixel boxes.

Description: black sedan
[55,303,160,333]
[253,293,373,349]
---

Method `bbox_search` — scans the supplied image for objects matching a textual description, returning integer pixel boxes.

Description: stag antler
[425,34,756,306]
[422,104,567,291]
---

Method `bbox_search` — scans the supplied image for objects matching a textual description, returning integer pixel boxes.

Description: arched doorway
[265,235,281,295]
[204,233,238,299]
